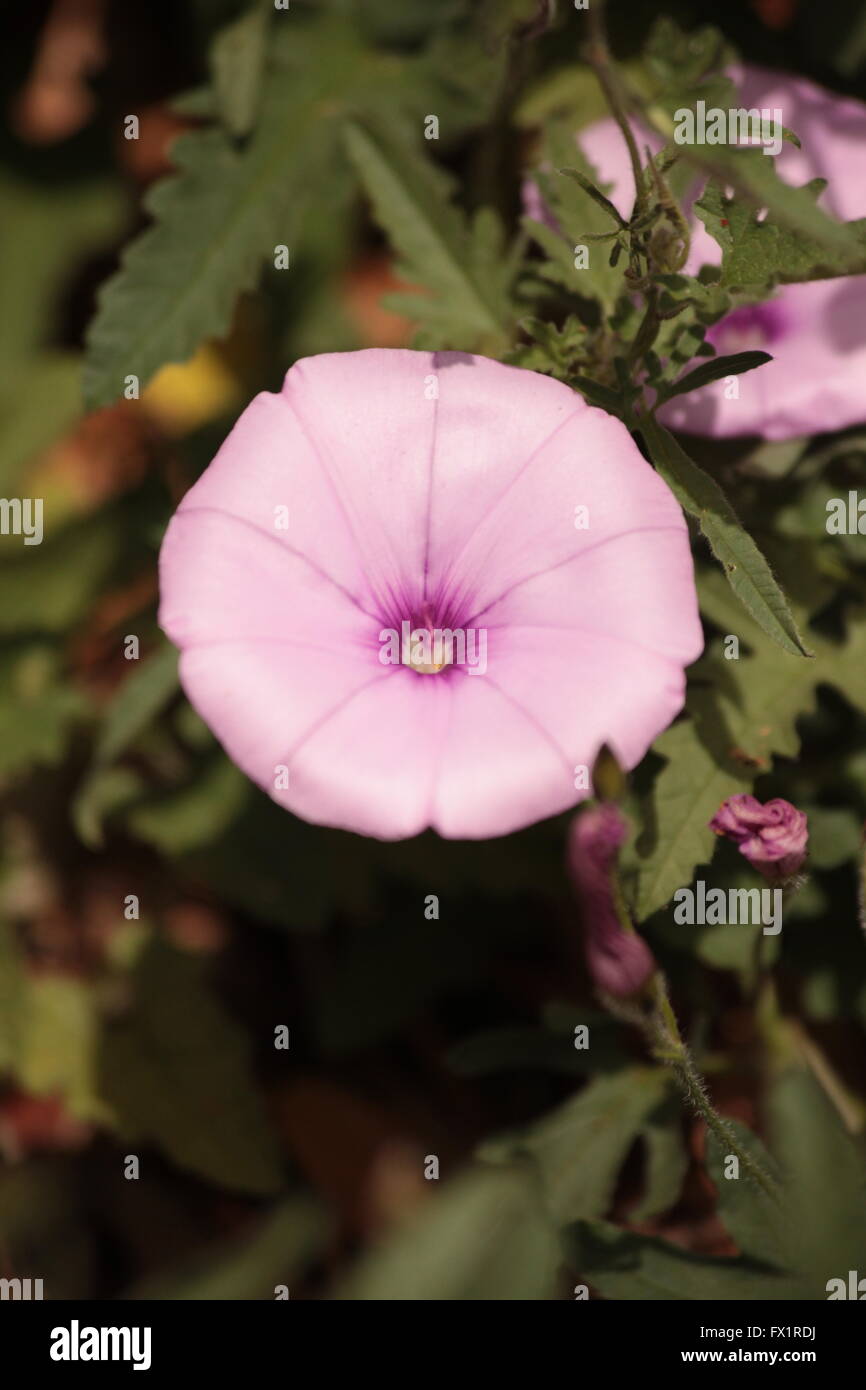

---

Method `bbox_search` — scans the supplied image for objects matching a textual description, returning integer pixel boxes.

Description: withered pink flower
[567,804,656,996]
[709,794,808,883]
[159,349,701,840]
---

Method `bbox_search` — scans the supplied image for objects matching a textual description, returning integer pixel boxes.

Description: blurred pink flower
[709,793,808,882]
[159,349,702,840]
[537,66,866,440]
[567,803,656,996]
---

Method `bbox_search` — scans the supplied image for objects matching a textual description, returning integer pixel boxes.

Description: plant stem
[649,974,783,1204]
[584,1,645,215]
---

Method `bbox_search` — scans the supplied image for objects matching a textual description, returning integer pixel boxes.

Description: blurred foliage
[0,0,864,1301]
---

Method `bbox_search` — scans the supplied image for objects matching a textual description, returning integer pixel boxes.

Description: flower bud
[567,804,655,997]
[709,794,808,883]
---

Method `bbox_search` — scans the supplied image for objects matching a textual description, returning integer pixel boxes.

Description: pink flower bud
[567,804,655,997]
[709,795,808,883]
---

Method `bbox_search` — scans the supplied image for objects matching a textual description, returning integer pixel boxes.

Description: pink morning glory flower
[158,349,702,840]
[542,66,866,441]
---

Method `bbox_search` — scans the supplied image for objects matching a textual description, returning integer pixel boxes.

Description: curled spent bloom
[542,66,866,441]
[159,349,702,840]
[709,794,808,883]
[567,804,656,996]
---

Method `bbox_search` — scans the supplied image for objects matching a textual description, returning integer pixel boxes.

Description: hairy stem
[649,974,783,1204]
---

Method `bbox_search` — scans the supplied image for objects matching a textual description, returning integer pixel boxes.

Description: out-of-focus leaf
[92,642,179,766]
[0,173,123,367]
[0,645,88,779]
[570,1067,866,1300]
[632,1095,688,1220]
[0,353,82,492]
[128,1196,328,1300]
[0,517,118,634]
[15,977,107,1124]
[705,1122,786,1267]
[0,924,107,1123]
[336,1164,560,1300]
[768,1065,866,1289]
[72,766,144,850]
[209,3,269,138]
[567,1219,794,1300]
[125,753,248,855]
[482,1067,670,1223]
[515,63,614,129]
[802,806,863,870]
[99,940,283,1195]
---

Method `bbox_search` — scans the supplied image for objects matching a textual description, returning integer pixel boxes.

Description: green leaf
[209,3,269,138]
[655,350,771,406]
[558,165,627,227]
[0,173,124,368]
[336,1164,559,1300]
[84,82,327,408]
[695,178,866,292]
[768,1066,866,1289]
[0,353,83,492]
[635,600,866,919]
[526,120,626,309]
[569,375,624,414]
[568,1219,794,1300]
[85,13,488,406]
[125,753,248,855]
[72,766,144,850]
[0,517,119,635]
[632,1096,688,1220]
[0,924,107,1123]
[641,25,865,269]
[0,645,88,780]
[128,1197,328,1300]
[344,118,511,350]
[515,62,614,129]
[92,641,179,766]
[634,705,749,921]
[640,414,810,656]
[801,806,863,871]
[705,1122,786,1267]
[99,940,283,1195]
[482,1067,670,1223]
